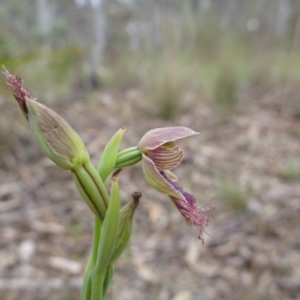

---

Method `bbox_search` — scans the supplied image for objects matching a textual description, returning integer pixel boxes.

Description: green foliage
[0,44,82,102]
[141,55,190,120]
[97,127,127,181]
[102,55,141,89]
[100,10,300,119]
[2,2,300,111]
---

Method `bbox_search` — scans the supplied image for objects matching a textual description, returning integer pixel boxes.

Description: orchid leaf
[97,127,126,181]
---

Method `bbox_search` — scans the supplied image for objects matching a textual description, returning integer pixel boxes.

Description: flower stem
[84,160,110,208]
[80,258,92,300]
[91,270,105,300]
[116,146,139,158]
[115,147,142,168]
[103,265,114,297]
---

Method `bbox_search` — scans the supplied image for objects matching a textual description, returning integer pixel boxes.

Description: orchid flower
[138,127,210,242]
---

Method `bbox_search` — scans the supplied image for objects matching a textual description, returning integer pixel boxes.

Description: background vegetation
[1,0,300,108]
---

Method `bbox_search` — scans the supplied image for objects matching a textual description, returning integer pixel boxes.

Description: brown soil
[1,84,300,300]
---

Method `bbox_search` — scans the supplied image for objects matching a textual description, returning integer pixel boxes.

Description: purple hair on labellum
[160,171,210,243]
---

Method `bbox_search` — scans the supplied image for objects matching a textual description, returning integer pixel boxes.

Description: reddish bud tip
[3,67,32,119]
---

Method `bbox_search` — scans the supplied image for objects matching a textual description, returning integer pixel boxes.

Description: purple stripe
[160,171,196,205]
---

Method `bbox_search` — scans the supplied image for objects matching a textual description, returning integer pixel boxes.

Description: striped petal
[138,127,199,151]
[141,154,184,200]
[147,145,183,171]
[159,171,211,242]
[164,170,178,182]
[142,155,211,242]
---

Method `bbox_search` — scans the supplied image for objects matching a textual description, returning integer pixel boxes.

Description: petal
[147,145,183,170]
[138,127,199,151]
[159,171,211,242]
[141,154,184,200]
[164,170,178,182]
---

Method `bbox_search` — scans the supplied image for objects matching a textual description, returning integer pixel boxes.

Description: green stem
[116,146,139,158]
[103,265,114,297]
[85,217,102,300]
[115,156,142,168]
[91,269,105,300]
[72,160,110,221]
[71,169,104,221]
[84,160,110,208]
[80,163,108,299]
[115,147,142,168]
[92,217,101,265]
[91,180,120,299]
[80,253,93,300]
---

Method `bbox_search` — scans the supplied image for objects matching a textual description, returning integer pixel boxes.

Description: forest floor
[1,82,300,300]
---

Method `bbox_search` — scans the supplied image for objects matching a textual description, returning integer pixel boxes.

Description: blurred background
[1,0,300,299]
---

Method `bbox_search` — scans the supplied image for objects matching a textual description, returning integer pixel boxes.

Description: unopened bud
[26,98,89,170]
[5,70,89,170]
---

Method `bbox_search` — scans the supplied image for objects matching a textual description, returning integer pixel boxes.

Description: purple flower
[138,127,210,242]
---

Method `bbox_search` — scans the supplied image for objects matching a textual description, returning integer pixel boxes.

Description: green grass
[140,54,192,119]
[2,10,300,112]
[101,13,300,120]
[0,45,82,102]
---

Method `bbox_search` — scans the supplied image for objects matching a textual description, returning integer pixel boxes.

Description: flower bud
[5,70,89,170]
[27,98,89,170]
